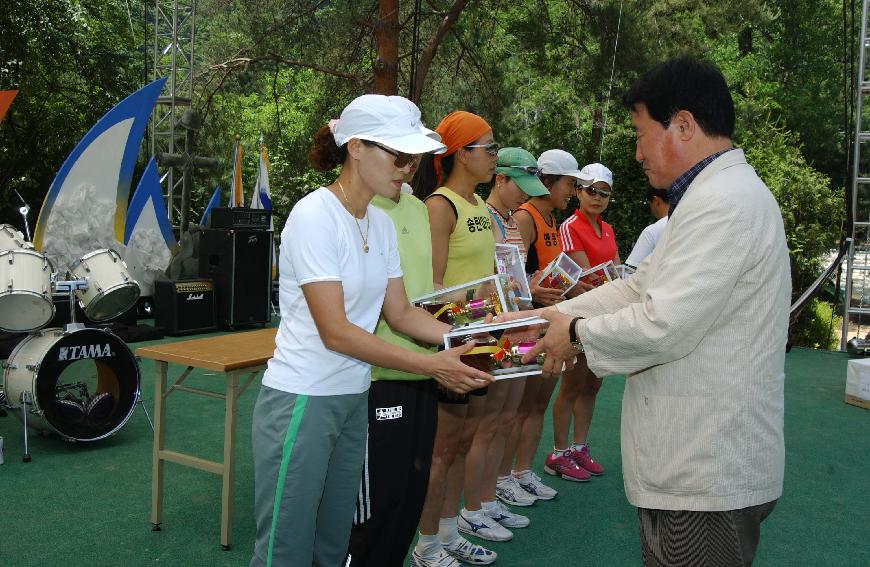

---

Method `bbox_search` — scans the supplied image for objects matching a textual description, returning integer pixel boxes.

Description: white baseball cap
[537,149,586,180]
[578,163,614,189]
[330,94,446,154]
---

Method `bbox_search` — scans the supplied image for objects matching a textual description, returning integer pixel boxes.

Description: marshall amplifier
[207,207,272,230]
[154,279,217,336]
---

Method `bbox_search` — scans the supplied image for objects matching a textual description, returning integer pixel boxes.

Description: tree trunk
[412,0,472,103]
[373,0,400,95]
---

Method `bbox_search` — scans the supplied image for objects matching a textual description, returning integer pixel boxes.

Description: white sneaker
[443,535,498,565]
[484,500,530,528]
[458,508,513,542]
[495,475,537,506]
[410,548,465,567]
[516,471,558,500]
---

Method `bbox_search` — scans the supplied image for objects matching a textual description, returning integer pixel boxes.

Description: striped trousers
[638,500,777,567]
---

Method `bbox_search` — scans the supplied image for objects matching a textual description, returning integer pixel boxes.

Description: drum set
[0,223,143,460]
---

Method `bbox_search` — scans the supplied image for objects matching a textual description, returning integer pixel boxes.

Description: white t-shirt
[263,187,403,395]
[625,216,668,268]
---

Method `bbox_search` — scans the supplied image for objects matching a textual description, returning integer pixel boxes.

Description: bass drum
[2,328,140,442]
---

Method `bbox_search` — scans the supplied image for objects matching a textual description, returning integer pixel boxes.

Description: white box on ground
[845,358,870,410]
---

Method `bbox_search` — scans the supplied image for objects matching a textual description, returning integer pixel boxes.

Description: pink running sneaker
[571,445,604,476]
[543,451,591,482]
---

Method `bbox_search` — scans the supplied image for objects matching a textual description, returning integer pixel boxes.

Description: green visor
[495,146,549,197]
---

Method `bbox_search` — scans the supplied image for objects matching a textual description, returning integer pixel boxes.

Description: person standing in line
[249,95,491,567]
[546,162,619,483]
[345,119,447,567]
[456,147,551,538]
[624,187,669,269]
[517,57,790,567]
[410,111,500,567]
[505,148,591,494]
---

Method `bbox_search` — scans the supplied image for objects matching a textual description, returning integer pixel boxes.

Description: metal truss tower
[147,0,196,229]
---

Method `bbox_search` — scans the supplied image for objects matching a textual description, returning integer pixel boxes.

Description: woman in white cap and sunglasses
[547,162,619,485]
[249,95,492,567]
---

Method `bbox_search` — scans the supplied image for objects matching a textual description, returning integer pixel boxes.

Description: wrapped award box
[443,316,548,379]
[615,264,635,279]
[495,243,532,307]
[412,275,510,327]
[576,260,621,288]
[539,252,584,296]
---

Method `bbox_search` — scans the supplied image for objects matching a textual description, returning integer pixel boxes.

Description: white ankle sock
[482,500,499,513]
[515,469,532,482]
[415,533,440,557]
[571,442,587,452]
[438,516,459,545]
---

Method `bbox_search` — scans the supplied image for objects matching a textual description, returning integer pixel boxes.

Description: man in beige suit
[519,57,791,566]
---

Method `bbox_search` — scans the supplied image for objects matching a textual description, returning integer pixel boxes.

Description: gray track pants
[250,385,368,567]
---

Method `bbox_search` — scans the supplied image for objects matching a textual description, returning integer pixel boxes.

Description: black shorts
[436,383,489,404]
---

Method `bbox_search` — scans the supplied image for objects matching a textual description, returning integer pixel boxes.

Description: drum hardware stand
[137,391,154,432]
[53,278,89,332]
[19,390,32,462]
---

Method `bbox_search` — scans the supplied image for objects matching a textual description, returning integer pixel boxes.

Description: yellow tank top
[429,187,496,286]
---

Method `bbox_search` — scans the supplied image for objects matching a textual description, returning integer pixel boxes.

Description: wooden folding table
[136,327,277,550]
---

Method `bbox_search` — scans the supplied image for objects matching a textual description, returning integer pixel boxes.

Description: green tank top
[370,193,434,382]
[430,187,496,286]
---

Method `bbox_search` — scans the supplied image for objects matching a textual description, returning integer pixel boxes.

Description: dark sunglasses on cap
[498,164,542,177]
[464,142,501,156]
[582,185,612,198]
[362,140,421,169]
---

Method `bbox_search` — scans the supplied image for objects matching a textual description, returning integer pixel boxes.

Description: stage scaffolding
[146,0,196,231]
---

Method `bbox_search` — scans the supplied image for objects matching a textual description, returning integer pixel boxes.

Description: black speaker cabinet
[198,229,273,328]
[154,279,217,336]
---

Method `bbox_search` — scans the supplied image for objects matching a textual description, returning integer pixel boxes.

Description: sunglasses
[582,186,612,198]
[363,140,421,169]
[464,142,501,156]
[499,164,541,176]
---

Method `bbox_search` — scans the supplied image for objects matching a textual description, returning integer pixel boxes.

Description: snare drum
[0,249,55,332]
[69,249,140,321]
[2,327,140,442]
[0,223,33,250]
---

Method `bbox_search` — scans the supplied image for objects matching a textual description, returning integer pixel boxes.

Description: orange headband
[433,111,492,185]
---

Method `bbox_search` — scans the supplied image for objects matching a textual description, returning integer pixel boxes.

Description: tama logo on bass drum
[58,343,114,361]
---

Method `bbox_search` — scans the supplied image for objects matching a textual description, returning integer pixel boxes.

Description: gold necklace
[337,180,369,253]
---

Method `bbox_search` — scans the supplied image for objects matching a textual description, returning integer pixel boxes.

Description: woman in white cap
[249,94,492,567]
[506,149,592,496]
[547,162,619,484]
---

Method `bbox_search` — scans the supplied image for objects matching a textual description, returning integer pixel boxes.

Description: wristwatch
[568,316,584,353]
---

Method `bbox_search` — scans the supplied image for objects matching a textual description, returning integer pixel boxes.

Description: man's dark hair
[621,56,735,139]
[645,188,670,202]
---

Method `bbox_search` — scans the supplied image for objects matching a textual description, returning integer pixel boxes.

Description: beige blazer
[557,149,790,511]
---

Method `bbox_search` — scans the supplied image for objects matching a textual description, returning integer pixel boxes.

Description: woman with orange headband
[410,111,501,567]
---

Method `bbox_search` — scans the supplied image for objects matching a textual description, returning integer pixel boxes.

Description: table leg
[220,369,240,550]
[151,361,168,531]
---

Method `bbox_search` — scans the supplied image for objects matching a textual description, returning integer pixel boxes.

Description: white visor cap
[578,162,614,189]
[537,149,585,180]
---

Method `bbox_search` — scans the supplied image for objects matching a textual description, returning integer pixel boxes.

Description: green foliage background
[0,0,851,348]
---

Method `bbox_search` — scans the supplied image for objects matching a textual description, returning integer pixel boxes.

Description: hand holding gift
[429,342,495,393]
[521,309,581,376]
